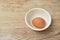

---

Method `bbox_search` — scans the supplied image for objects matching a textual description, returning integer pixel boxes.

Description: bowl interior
[25,8,51,31]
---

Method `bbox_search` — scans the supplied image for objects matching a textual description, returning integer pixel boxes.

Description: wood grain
[0,0,60,40]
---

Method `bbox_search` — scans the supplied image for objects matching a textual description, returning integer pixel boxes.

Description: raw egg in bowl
[25,8,51,31]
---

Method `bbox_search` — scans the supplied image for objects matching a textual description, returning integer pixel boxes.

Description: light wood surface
[0,0,60,40]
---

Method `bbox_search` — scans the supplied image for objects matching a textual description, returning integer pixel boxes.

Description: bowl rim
[25,8,52,31]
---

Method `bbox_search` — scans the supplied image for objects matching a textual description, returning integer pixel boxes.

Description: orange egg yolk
[32,17,46,28]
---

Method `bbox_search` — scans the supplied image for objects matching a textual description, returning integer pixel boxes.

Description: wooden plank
[0,0,60,40]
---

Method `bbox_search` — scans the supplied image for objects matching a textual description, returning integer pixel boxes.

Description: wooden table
[0,0,60,40]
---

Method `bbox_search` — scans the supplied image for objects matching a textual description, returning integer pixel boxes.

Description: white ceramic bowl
[25,8,51,31]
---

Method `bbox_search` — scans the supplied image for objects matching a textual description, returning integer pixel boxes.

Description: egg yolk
[32,17,46,28]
